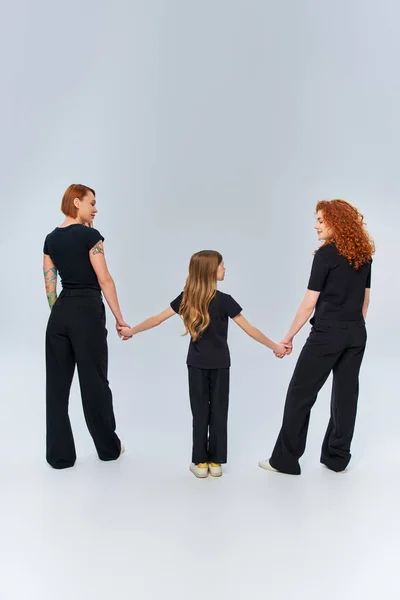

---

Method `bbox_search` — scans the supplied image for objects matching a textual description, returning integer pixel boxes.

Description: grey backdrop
[0,0,398,468]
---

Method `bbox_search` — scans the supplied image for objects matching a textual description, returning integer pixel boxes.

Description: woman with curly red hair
[259,199,374,475]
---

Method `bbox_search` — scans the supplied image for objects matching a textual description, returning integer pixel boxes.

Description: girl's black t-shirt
[43,224,104,290]
[308,243,372,323]
[170,290,242,369]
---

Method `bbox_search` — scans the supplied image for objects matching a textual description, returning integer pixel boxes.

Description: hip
[187,340,230,369]
[306,318,367,350]
[47,290,105,330]
[186,352,231,370]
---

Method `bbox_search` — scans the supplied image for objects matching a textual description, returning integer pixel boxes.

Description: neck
[62,216,85,226]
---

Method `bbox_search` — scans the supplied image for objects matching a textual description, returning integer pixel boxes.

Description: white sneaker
[209,463,223,477]
[190,463,209,478]
[258,459,279,472]
[322,464,348,474]
[120,444,125,456]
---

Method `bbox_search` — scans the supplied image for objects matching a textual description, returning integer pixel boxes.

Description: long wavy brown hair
[179,250,223,341]
[316,199,375,269]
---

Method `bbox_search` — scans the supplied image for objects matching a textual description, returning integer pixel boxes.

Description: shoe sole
[189,467,209,478]
[209,470,222,478]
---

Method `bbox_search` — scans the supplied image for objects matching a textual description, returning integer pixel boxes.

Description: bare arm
[43,254,58,309]
[89,241,125,324]
[282,290,320,346]
[362,288,370,320]
[232,314,286,354]
[119,307,176,338]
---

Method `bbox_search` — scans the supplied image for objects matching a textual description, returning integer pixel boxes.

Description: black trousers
[270,320,367,475]
[187,367,230,464]
[46,289,121,469]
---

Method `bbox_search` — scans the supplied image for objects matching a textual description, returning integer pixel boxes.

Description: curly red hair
[316,199,375,270]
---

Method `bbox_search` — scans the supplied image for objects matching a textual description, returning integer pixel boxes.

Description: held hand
[280,338,293,356]
[117,325,133,341]
[116,319,131,339]
[273,342,288,359]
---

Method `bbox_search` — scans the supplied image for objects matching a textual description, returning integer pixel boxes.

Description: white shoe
[209,463,223,477]
[190,463,209,478]
[322,464,348,474]
[120,444,125,456]
[258,459,279,472]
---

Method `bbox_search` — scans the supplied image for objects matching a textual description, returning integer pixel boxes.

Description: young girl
[119,250,287,478]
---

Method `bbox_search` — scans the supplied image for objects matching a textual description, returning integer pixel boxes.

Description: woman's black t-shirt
[43,224,104,290]
[308,243,372,323]
[170,290,242,369]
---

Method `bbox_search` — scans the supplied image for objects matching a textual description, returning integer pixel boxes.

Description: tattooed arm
[89,240,129,333]
[43,254,58,309]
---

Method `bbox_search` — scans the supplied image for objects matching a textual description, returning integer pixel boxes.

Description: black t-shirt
[308,243,372,322]
[170,290,242,369]
[43,224,104,290]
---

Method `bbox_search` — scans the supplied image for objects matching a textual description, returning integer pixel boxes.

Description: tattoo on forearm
[91,241,104,255]
[44,267,57,283]
[47,291,57,308]
[44,267,58,309]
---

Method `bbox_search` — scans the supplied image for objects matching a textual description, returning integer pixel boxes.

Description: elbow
[98,273,113,286]
[302,303,316,314]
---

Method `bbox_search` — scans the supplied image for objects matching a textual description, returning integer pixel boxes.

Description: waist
[59,288,101,299]
[311,317,365,329]
[314,307,363,321]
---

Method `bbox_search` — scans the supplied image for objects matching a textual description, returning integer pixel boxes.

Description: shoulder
[316,243,337,257]
[84,225,103,237]
[216,291,241,307]
[314,243,338,263]
[215,290,231,303]
[43,229,56,251]
[44,228,57,241]
[216,290,236,300]
[84,226,104,247]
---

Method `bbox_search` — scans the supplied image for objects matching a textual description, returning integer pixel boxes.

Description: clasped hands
[115,319,132,339]
[116,318,294,360]
[274,339,293,359]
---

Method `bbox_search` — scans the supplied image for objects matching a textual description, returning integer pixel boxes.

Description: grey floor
[1,353,398,600]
